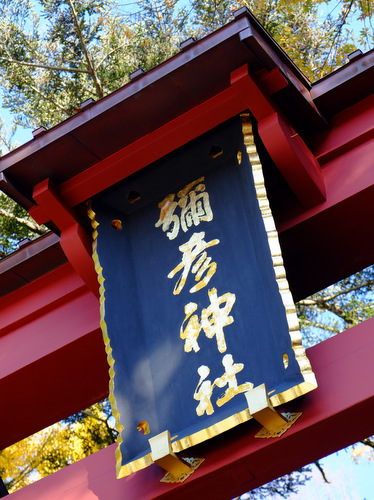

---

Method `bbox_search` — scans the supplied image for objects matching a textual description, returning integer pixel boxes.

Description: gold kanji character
[201,288,236,353]
[214,354,253,407]
[180,302,201,353]
[178,178,213,233]
[168,232,219,295]
[155,178,213,240]
[179,288,236,353]
[194,365,215,416]
[154,193,179,240]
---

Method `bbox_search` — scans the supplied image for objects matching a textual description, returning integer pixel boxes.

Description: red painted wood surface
[0,263,108,449]
[31,179,99,296]
[1,87,374,448]
[25,65,374,301]
[28,65,323,221]
[8,317,374,499]
[279,96,374,299]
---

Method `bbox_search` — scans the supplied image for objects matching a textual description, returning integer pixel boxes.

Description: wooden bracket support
[149,430,192,478]
[30,178,99,297]
[149,430,203,483]
[245,384,303,438]
[230,64,326,207]
[245,384,288,431]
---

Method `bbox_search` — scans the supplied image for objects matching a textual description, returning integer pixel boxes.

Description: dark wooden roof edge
[0,231,58,271]
[0,10,309,167]
[0,232,67,298]
[311,47,374,116]
[1,8,372,213]
[0,10,372,184]
[232,7,312,87]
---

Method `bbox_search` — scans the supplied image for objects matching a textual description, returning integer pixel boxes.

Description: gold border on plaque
[88,112,317,479]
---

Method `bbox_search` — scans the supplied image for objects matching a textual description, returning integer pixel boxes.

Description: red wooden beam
[230,65,325,207]
[29,65,323,226]
[278,97,374,299]
[8,317,374,499]
[0,263,108,449]
[30,179,99,297]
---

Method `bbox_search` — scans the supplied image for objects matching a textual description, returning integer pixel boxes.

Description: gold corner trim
[240,112,317,397]
[118,407,253,478]
[87,113,317,479]
[87,200,125,479]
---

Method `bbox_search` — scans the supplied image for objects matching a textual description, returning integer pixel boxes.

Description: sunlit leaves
[0,0,137,128]
[297,265,374,347]
[0,400,116,493]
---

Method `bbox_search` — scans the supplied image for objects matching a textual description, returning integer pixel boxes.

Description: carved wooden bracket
[230,64,326,207]
[30,179,98,297]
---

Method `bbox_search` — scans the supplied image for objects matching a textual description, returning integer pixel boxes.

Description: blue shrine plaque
[89,113,317,478]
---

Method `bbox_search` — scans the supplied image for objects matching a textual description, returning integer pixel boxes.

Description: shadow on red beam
[0,264,86,335]
[10,316,374,500]
[0,332,109,450]
[0,263,109,449]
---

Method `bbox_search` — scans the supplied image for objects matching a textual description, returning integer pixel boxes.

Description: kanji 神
[155,177,213,240]
[168,232,219,295]
[180,287,236,353]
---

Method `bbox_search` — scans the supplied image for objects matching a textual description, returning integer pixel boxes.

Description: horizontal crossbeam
[7,316,374,499]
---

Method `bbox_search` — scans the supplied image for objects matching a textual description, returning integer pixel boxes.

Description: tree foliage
[0,0,372,252]
[0,193,47,257]
[0,0,135,129]
[235,467,313,499]
[0,0,372,133]
[298,266,374,346]
[246,0,356,79]
[0,400,116,492]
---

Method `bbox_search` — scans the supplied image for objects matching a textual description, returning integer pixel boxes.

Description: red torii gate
[1,8,374,499]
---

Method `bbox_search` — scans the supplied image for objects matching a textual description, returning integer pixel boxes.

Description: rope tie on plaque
[149,430,204,483]
[245,384,302,438]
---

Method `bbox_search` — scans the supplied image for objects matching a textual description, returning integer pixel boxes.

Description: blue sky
[237,447,374,499]
[288,447,374,499]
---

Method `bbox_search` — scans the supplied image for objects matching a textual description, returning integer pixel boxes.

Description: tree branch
[320,0,355,71]
[298,297,354,325]
[29,85,73,116]
[314,460,330,483]
[0,57,90,74]
[298,277,374,326]
[361,437,374,449]
[322,280,374,302]
[66,0,104,99]
[81,410,107,425]
[300,319,339,334]
[0,207,47,235]
[298,278,374,307]
[81,410,118,443]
